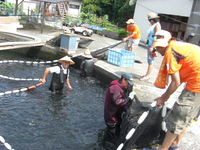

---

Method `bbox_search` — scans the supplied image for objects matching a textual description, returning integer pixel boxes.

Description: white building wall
[67,1,81,17]
[134,0,194,43]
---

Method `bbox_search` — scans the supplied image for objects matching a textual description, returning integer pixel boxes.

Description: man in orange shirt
[123,19,141,52]
[143,30,200,150]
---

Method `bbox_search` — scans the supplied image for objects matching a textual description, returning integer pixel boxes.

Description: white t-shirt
[49,65,70,77]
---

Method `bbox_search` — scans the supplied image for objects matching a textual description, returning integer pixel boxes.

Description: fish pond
[0,51,108,150]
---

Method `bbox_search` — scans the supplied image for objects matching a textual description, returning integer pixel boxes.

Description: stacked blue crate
[107,49,135,67]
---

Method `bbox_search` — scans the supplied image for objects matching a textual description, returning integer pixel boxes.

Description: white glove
[128,91,136,99]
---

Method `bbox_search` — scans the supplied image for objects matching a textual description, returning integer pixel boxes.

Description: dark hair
[119,77,123,83]
[119,76,127,84]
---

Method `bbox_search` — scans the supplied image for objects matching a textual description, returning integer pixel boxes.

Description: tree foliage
[81,0,136,28]
[117,0,135,27]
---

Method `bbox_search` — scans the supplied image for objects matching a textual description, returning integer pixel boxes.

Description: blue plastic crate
[107,49,135,67]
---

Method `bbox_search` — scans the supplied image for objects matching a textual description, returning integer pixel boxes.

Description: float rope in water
[0,59,58,64]
[0,82,43,96]
[0,59,59,81]
[0,60,47,96]
[0,74,41,81]
[0,59,58,95]
[0,136,14,150]
[0,59,48,149]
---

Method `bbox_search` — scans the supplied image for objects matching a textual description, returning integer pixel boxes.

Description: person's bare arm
[154,23,161,33]
[154,72,182,107]
[123,32,136,42]
[41,68,50,83]
[65,78,72,89]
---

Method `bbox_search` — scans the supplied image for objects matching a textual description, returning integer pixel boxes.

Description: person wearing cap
[143,30,200,150]
[123,18,141,52]
[41,56,75,94]
[140,12,161,81]
[80,49,98,77]
[104,73,135,140]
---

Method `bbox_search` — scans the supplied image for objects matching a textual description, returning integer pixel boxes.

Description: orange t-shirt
[126,24,141,39]
[154,41,200,93]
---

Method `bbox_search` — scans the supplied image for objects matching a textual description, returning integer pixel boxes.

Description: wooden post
[37,1,42,25]
[15,0,18,16]
[41,2,46,34]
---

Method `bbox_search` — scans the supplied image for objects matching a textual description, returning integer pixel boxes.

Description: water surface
[0,51,107,150]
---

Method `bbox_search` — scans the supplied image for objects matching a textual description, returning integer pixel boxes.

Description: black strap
[59,65,69,83]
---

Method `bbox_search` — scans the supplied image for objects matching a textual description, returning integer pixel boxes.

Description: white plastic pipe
[150,101,157,107]
[5,91,12,95]
[138,111,149,124]
[116,143,124,150]
[162,105,167,117]
[0,93,4,96]
[4,142,12,150]
[0,136,5,143]
[126,128,136,140]
[162,121,167,132]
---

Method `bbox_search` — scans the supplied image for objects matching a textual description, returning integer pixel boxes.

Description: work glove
[128,91,136,100]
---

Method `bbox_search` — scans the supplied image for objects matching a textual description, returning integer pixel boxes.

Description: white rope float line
[116,101,157,150]
[0,76,40,83]
[0,136,14,150]
[161,104,168,132]
[0,60,58,64]
[0,75,41,81]
[0,82,43,96]
[0,60,59,81]
[0,59,49,148]
[117,101,168,150]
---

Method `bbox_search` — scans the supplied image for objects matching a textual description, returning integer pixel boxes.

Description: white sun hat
[82,49,93,59]
[58,56,75,64]
[147,12,160,20]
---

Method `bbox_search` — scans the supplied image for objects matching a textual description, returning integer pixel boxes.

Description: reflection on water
[0,51,108,150]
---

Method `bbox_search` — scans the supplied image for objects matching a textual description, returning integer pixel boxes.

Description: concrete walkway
[17,28,200,150]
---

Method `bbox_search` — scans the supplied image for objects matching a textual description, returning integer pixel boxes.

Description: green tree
[0,1,15,15]
[116,0,135,27]
[97,0,113,17]
[81,0,136,28]
[111,0,127,25]
[81,0,102,14]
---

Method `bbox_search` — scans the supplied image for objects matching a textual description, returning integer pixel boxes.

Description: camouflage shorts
[166,88,200,134]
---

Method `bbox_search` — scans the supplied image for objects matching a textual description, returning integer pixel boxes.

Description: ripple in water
[0,51,108,150]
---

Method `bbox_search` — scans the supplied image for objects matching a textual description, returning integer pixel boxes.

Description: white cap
[126,19,134,24]
[82,49,93,59]
[153,30,172,47]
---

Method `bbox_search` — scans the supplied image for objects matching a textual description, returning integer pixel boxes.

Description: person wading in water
[41,56,74,94]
